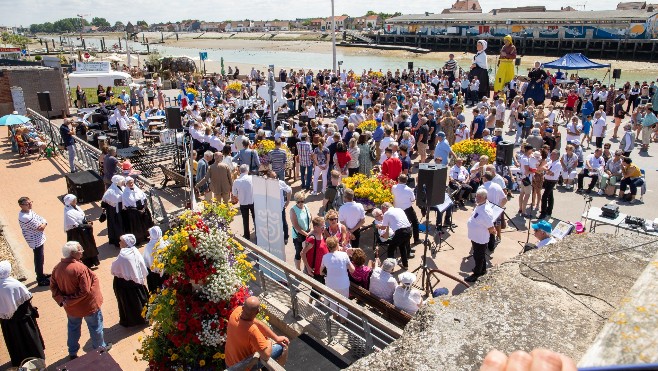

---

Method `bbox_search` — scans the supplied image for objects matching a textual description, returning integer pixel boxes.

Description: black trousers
[240,204,255,239]
[435,207,453,227]
[541,180,557,216]
[33,245,45,281]
[404,206,420,243]
[282,209,289,242]
[620,177,643,196]
[351,228,362,248]
[577,169,599,191]
[118,129,130,148]
[595,136,604,148]
[388,227,411,267]
[472,240,488,276]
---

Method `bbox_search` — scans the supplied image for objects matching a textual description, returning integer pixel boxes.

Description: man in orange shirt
[225,296,289,368]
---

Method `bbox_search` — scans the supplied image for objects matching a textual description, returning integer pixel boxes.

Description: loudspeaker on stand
[37,91,52,112]
[496,141,515,166]
[166,107,183,130]
[416,164,447,208]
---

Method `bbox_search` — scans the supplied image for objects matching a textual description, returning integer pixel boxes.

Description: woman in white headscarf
[63,194,99,267]
[111,234,148,327]
[468,40,490,101]
[143,226,168,293]
[0,261,45,366]
[101,175,125,248]
[121,177,154,244]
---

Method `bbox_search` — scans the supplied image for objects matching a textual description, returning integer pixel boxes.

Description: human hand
[480,349,576,371]
[275,336,290,346]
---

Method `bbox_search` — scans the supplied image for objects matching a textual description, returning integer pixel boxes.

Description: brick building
[0,66,70,117]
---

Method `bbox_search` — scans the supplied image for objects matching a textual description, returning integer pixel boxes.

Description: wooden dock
[338,42,430,54]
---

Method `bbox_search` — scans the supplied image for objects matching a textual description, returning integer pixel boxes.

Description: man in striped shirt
[17,197,50,286]
[444,54,458,86]
[296,134,313,191]
[270,138,288,181]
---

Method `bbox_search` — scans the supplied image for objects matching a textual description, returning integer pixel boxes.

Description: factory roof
[387,9,657,24]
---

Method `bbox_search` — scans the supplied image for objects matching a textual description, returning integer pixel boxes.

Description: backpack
[332,184,346,211]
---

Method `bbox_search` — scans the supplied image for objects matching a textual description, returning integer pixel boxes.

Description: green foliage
[34,55,42,61]
[30,18,88,33]
[114,21,124,28]
[91,17,110,27]
[1,32,31,48]
[136,20,149,28]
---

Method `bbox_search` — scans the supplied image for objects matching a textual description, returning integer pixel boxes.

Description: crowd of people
[3,37,658,367]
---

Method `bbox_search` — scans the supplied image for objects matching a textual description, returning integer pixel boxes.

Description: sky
[1,0,626,27]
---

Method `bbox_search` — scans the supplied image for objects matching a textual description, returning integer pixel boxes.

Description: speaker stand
[43,110,64,158]
[412,205,437,297]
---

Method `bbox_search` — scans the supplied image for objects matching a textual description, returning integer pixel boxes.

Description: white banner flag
[252,176,285,261]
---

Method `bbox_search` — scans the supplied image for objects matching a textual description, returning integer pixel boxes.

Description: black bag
[522,176,532,187]
[98,210,107,223]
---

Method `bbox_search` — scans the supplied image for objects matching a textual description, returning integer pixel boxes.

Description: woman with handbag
[301,217,329,303]
[63,194,100,268]
[101,175,125,248]
[0,261,45,367]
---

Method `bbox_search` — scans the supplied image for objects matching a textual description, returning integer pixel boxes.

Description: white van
[69,70,133,89]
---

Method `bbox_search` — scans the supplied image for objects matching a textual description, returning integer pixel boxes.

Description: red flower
[177,322,186,331]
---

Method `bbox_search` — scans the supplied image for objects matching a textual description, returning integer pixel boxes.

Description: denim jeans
[300,165,313,190]
[67,309,106,356]
[275,169,285,181]
[67,144,77,172]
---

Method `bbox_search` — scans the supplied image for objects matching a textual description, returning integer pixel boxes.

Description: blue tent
[541,53,611,70]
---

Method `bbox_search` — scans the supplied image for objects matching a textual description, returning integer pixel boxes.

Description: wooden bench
[159,164,187,188]
[349,282,412,328]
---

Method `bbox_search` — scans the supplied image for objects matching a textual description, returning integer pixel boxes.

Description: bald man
[225,296,289,368]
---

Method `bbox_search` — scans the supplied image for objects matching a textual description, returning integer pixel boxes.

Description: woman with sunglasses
[290,192,311,271]
[323,210,350,251]
[301,217,329,303]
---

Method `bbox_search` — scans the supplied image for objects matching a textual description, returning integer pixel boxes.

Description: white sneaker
[597,189,604,196]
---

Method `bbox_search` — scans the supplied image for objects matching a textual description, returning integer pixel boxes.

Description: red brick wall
[0,68,70,117]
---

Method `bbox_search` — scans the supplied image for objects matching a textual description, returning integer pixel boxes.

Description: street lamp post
[331,0,337,75]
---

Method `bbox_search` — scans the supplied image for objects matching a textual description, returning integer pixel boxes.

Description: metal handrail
[26,108,170,229]
[234,236,404,348]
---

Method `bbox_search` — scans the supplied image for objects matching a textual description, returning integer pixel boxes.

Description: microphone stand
[412,184,437,296]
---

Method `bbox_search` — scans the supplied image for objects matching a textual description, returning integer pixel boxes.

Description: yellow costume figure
[494,35,517,92]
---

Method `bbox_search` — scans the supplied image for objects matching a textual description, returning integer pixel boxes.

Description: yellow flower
[169,299,175,305]
[162,288,169,295]
[163,235,168,240]
[181,245,188,252]
[171,353,179,361]
[213,352,225,359]
[138,336,143,342]
[199,360,206,367]
[171,257,177,264]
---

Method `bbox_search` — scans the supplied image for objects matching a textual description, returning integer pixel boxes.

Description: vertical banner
[252,176,285,280]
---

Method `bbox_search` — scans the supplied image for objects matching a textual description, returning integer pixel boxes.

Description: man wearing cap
[465,188,495,282]
[434,131,456,166]
[378,202,414,270]
[531,220,555,249]
[542,127,556,152]
[369,258,398,303]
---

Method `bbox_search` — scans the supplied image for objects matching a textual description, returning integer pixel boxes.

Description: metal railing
[27,108,170,230]
[234,235,403,359]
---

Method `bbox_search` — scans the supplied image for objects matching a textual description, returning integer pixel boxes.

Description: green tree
[366,10,377,16]
[114,21,124,29]
[1,32,31,48]
[91,17,110,27]
[136,20,149,28]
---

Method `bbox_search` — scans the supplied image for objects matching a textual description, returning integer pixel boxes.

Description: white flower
[197,316,227,347]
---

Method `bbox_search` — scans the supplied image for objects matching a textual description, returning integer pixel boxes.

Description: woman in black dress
[121,177,154,244]
[524,61,549,105]
[101,175,125,248]
[468,40,490,100]
[0,261,45,367]
[142,226,168,293]
[110,234,148,327]
[63,194,100,268]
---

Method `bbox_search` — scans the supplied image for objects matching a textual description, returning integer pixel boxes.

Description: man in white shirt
[233,128,248,153]
[539,150,562,219]
[531,220,555,249]
[480,172,506,248]
[565,117,582,143]
[577,148,605,194]
[449,157,472,205]
[336,109,347,131]
[591,112,607,149]
[392,174,420,246]
[368,258,398,303]
[18,196,50,286]
[116,107,131,148]
[377,202,413,270]
[338,188,366,248]
[348,107,365,124]
[465,189,495,282]
[232,165,255,239]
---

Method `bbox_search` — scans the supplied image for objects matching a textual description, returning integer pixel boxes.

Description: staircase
[344,30,374,44]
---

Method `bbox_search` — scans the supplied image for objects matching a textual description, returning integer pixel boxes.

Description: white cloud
[0,0,624,27]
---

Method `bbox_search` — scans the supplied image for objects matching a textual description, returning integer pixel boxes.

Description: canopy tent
[541,53,611,71]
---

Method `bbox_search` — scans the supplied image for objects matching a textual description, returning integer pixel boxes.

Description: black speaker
[64,170,104,204]
[515,57,521,66]
[37,91,52,112]
[166,107,183,130]
[416,164,447,208]
[612,69,621,79]
[496,141,515,166]
[408,62,414,70]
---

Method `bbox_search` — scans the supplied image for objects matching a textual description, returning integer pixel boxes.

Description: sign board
[253,176,285,280]
[199,52,208,61]
[0,47,21,53]
[10,86,27,115]
[75,61,110,72]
